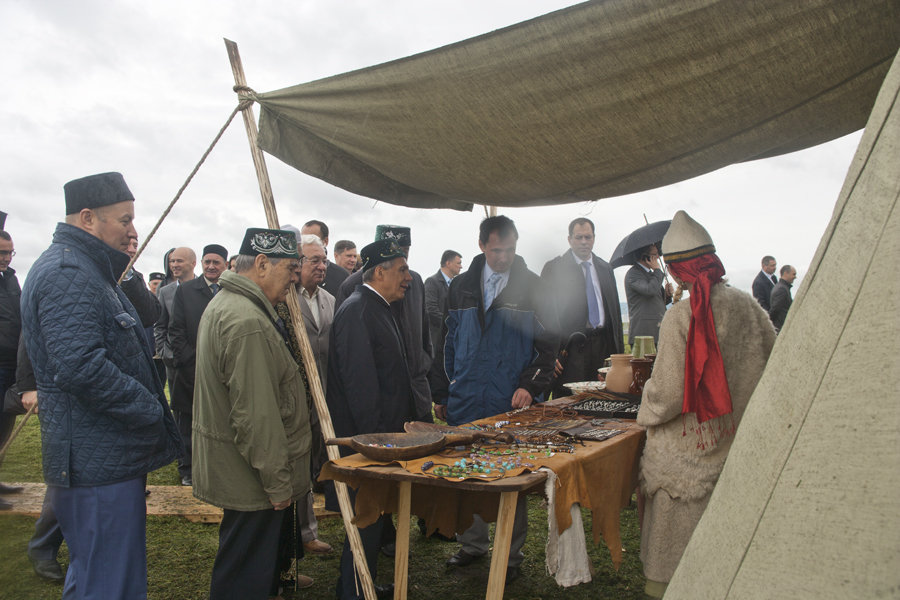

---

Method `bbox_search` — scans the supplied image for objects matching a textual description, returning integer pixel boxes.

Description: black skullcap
[239,228,300,259]
[374,224,411,247]
[360,239,407,272]
[149,272,165,282]
[64,172,134,215]
[202,244,228,262]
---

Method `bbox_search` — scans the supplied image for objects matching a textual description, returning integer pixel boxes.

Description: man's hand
[434,403,447,421]
[270,498,291,511]
[511,388,533,409]
[21,391,38,413]
[553,359,563,377]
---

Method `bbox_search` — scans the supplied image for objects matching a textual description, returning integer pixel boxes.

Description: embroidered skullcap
[148,272,165,282]
[374,224,411,247]
[239,228,300,259]
[360,239,407,272]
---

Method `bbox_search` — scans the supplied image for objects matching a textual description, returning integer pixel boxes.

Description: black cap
[239,228,300,259]
[202,244,228,262]
[375,224,411,247]
[149,272,165,282]
[64,172,134,215]
[360,239,407,271]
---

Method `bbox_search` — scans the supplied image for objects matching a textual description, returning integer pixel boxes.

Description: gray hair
[361,258,395,282]
[233,254,284,273]
[299,234,325,250]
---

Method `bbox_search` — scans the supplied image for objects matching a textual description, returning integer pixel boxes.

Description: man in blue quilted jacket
[21,172,182,599]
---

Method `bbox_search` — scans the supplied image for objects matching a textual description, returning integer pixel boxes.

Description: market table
[320,404,645,599]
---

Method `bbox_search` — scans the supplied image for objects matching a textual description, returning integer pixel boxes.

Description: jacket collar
[218,270,280,321]
[53,222,130,284]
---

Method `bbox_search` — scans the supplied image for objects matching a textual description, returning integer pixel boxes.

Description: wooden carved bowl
[326,432,446,462]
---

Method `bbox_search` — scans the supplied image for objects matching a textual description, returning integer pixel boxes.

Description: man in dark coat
[769,264,797,333]
[540,218,623,399]
[336,225,433,422]
[0,230,23,509]
[327,239,416,600]
[752,255,778,311]
[624,244,673,345]
[169,243,227,486]
[21,172,181,598]
[424,249,462,403]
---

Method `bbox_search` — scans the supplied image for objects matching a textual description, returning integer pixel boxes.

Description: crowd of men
[0,171,800,599]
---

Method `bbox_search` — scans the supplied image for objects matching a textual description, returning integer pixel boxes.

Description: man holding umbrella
[541,218,623,398]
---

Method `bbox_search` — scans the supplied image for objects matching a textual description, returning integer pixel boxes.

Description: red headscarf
[667,253,733,443]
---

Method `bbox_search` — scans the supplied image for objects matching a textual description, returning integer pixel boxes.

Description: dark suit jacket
[752,271,777,311]
[169,278,215,412]
[541,250,624,395]
[337,267,433,420]
[424,270,451,402]
[624,264,668,344]
[320,260,349,298]
[769,280,793,332]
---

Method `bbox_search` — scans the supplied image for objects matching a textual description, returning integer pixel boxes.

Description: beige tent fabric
[255,0,899,211]
[665,50,900,599]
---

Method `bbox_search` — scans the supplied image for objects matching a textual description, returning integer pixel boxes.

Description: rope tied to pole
[116,100,250,284]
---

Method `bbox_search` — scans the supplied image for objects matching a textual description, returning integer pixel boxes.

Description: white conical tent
[665,51,900,599]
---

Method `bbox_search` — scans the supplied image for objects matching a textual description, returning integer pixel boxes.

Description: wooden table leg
[485,490,518,600]
[393,481,412,600]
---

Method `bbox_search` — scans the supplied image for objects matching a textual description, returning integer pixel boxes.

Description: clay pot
[629,358,654,395]
[605,354,634,393]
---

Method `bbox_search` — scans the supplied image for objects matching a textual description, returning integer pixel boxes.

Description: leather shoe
[0,497,12,511]
[506,566,521,584]
[303,539,332,554]
[446,549,483,567]
[0,482,24,494]
[29,556,64,582]
[374,583,394,599]
[180,476,192,486]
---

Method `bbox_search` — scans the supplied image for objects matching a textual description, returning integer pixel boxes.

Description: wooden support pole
[393,481,412,600]
[224,38,377,600]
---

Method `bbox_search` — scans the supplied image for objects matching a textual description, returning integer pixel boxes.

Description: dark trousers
[173,410,192,479]
[553,327,616,398]
[210,507,286,600]
[0,367,16,464]
[337,514,386,600]
[52,478,148,599]
[28,491,64,561]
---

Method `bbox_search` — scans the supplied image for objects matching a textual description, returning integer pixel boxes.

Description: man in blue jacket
[438,215,555,584]
[21,172,182,599]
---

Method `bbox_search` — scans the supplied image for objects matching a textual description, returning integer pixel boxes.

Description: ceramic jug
[605,354,634,393]
[629,358,654,395]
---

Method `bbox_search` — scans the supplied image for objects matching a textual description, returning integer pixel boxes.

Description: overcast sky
[1,0,863,303]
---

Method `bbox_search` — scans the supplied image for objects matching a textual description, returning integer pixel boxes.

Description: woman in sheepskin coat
[636,211,775,597]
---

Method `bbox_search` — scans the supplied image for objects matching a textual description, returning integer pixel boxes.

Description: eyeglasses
[301,256,326,266]
[0,250,15,258]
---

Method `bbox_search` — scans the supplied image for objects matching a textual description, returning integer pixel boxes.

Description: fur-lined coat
[636,284,775,581]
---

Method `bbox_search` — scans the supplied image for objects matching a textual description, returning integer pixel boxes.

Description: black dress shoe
[374,583,394,599]
[0,497,12,511]
[505,566,521,584]
[446,549,483,567]
[29,555,64,583]
[0,482,24,494]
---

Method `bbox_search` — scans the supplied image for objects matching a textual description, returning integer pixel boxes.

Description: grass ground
[0,416,646,599]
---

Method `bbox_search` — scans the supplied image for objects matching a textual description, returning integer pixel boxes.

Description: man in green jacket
[193,227,309,600]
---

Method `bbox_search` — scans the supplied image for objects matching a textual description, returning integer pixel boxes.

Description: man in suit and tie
[169,243,228,486]
[155,247,196,392]
[540,218,624,399]
[752,255,778,311]
[424,250,462,404]
[298,220,349,297]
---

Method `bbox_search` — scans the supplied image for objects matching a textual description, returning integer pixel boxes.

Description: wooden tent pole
[224,39,377,600]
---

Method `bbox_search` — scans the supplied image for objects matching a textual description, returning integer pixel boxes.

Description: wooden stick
[485,491,518,600]
[0,405,35,461]
[224,38,377,600]
[393,481,412,600]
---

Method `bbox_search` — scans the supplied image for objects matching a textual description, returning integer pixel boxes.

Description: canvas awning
[254,0,899,211]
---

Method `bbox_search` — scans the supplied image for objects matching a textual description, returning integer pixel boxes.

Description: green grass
[1,416,646,599]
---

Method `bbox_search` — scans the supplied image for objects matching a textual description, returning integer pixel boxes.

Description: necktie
[582,262,601,328]
[484,272,502,308]
[771,274,777,284]
[210,283,220,295]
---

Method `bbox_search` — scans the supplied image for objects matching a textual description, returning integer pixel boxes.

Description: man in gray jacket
[624,244,673,345]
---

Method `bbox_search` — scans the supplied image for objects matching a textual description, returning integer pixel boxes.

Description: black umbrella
[609,220,671,268]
